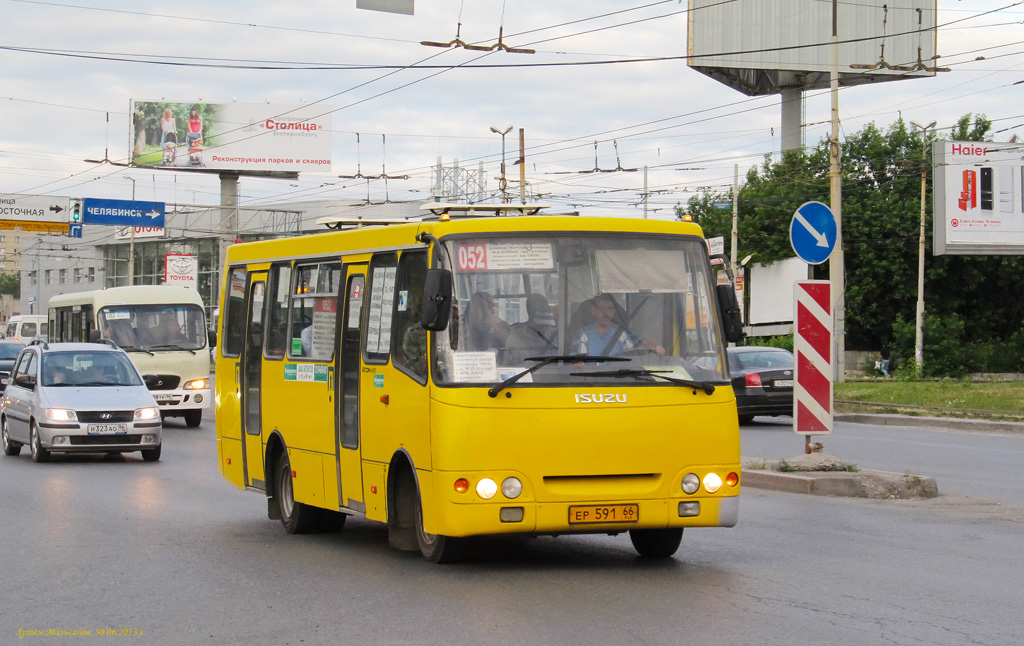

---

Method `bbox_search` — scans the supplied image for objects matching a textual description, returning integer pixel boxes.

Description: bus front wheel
[183,409,202,428]
[415,499,464,564]
[629,528,683,558]
[274,452,320,534]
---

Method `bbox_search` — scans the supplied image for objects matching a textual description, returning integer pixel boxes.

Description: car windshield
[98,304,207,351]
[430,233,729,387]
[41,351,143,387]
[0,344,22,360]
[730,350,794,371]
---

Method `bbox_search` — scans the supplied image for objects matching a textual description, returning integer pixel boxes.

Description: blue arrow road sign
[82,198,165,228]
[790,201,837,265]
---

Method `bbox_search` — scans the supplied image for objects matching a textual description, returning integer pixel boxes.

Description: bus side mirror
[208,329,217,348]
[88,329,101,343]
[716,284,743,343]
[421,269,453,331]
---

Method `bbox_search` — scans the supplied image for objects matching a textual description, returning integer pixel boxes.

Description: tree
[0,272,20,299]
[679,114,1024,375]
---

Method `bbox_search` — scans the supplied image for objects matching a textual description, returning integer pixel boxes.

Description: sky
[2,0,1023,223]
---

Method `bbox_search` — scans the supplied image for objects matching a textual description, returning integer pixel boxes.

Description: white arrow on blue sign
[789,201,837,265]
[82,198,165,228]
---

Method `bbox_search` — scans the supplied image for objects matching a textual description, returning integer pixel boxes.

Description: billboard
[687,0,937,95]
[130,100,332,172]
[933,141,1024,255]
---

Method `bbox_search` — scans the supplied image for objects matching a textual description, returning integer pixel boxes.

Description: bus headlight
[45,408,77,422]
[135,407,160,421]
[501,477,522,499]
[476,478,498,500]
[183,379,207,390]
[681,473,700,494]
[703,472,723,494]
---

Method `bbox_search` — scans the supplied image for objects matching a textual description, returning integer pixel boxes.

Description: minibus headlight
[476,478,498,500]
[45,408,77,422]
[183,379,207,390]
[135,407,160,421]
[681,473,700,495]
[501,477,522,499]
[703,472,723,494]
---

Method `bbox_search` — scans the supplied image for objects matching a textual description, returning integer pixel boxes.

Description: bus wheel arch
[264,432,320,533]
[387,450,464,563]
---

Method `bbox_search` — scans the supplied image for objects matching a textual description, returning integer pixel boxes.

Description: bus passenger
[464,292,510,351]
[508,294,557,354]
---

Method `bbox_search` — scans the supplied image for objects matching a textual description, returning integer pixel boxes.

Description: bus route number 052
[457,244,488,271]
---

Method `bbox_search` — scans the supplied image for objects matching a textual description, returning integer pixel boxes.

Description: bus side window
[265,264,291,360]
[222,269,248,358]
[393,250,428,380]
[364,253,398,364]
[288,261,340,362]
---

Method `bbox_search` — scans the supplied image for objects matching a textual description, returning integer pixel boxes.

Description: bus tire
[274,452,320,534]
[184,409,202,428]
[415,497,464,564]
[317,510,347,533]
[2,417,22,456]
[629,528,683,558]
[30,422,50,463]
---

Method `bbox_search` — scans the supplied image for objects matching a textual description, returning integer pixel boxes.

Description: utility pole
[518,128,527,204]
[910,120,936,371]
[122,175,136,286]
[490,126,512,203]
[829,0,846,383]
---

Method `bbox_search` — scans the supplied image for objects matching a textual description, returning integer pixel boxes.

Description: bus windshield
[434,233,729,387]
[98,304,208,352]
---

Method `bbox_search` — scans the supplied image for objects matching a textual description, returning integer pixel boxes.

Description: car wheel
[629,528,683,558]
[416,495,464,563]
[274,451,320,534]
[2,417,22,456]
[183,409,202,428]
[30,422,50,463]
[141,444,162,462]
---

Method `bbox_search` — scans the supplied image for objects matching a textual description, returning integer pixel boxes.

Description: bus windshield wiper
[118,345,154,356]
[148,344,198,354]
[487,354,628,398]
[569,368,717,395]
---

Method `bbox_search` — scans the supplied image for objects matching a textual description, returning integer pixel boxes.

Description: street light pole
[122,175,136,286]
[490,126,512,203]
[910,120,936,372]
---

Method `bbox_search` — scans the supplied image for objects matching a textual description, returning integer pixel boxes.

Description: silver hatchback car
[1,341,163,462]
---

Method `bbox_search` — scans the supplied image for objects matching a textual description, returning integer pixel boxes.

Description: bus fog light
[681,473,700,494]
[501,477,522,499]
[193,394,203,404]
[678,501,700,517]
[703,472,723,494]
[476,478,498,500]
[499,507,524,523]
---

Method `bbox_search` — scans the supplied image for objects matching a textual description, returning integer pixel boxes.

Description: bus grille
[146,375,180,390]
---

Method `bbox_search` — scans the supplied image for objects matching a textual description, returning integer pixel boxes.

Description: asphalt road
[741,415,1024,504]
[1,413,1021,645]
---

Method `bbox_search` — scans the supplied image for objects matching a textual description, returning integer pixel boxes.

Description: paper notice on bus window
[106,311,131,320]
[452,352,499,382]
[498,367,533,383]
[456,241,555,272]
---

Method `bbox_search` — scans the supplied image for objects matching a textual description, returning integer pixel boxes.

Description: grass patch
[835,379,1024,421]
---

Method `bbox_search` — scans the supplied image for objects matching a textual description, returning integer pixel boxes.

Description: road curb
[742,467,939,499]
[836,413,1024,434]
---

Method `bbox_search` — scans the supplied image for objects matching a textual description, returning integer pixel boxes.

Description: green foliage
[741,334,793,352]
[0,272,19,298]
[692,113,1024,377]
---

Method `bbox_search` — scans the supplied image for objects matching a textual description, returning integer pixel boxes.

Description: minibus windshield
[433,233,729,387]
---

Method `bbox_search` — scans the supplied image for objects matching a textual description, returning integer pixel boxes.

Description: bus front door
[335,269,365,512]
[241,275,267,488]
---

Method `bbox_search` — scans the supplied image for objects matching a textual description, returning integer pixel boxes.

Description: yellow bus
[48,285,213,427]
[215,206,744,562]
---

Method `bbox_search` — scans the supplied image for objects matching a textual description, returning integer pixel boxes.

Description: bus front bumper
[151,388,210,411]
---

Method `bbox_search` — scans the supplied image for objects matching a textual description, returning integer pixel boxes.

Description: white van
[4,315,48,344]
